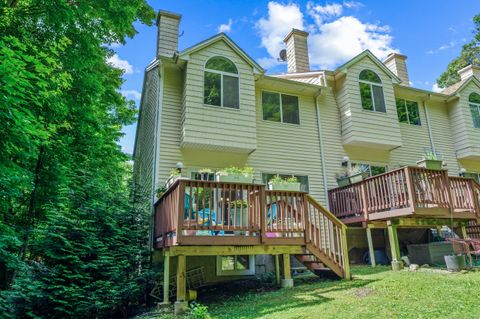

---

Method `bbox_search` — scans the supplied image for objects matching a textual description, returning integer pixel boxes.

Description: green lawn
[141,266,480,319]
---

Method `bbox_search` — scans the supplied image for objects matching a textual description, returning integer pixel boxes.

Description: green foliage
[189,302,211,319]
[217,166,254,176]
[0,0,156,317]
[269,175,298,184]
[437,14,480,88]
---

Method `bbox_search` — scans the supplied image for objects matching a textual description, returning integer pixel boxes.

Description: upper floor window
[262,91,300,124]
[396,98,421,125]
[359,70,386,112]
[469,92,480,128]
[204,56,239,109]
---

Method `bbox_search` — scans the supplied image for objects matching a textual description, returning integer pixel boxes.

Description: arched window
[204,56,239,109]
[469,92,480,128]
[359,70,386,112]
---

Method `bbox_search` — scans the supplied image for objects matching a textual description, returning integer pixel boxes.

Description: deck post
[174,255,188,315]
[163,250,171,304]
[461,224,468,239]
[387,222,403,271]
[366,227,376,267]
[274,254,281,286]
[281,253,293,288]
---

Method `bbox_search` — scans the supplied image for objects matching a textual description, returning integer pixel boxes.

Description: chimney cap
[384,52,407,63]
[283,28,309,43]
[458,64,480,76]
[156,10,182,25]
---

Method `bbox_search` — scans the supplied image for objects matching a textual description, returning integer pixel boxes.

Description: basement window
[396,98,421,125]
[262,91,300,124]
[216,255,255,276]
[204,56,239,109]
[359,70,386,112]
[469,93,480,128]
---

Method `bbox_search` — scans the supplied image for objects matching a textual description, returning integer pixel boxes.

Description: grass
[138,266,480,319]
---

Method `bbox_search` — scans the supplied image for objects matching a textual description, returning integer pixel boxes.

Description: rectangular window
[204,72,221,106]
[360,83,374,111]
[262,91,300,124]
[351,163,387,177]
[191,171,215,181]
[216,255,255,276]
[223,75,239,109]
[262,173,309,192]
[372,85,386,112]
[470,103,480,128]
[396,99,421,125]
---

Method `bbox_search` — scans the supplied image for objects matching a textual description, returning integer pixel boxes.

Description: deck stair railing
[153,179,350,279]
[328,166,480,222]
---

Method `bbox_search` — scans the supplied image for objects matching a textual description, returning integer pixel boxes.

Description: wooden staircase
[301,195,351,279]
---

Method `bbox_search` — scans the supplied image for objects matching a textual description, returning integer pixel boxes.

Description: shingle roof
[441,80,467,95]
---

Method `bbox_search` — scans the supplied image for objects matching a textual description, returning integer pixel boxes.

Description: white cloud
[121,89,141,102]
[218,19,233,33]
[307,2,343,25]
[256,2,305,67]
[256,2,396,70]
[431,83,442,93]
[107,54,134,74]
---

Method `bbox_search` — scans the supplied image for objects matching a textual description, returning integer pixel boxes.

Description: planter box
[268,182,301,192]
[336,172,369,187]
[416,159,443,170]
[215,174,252,183]
[336,177,351,187]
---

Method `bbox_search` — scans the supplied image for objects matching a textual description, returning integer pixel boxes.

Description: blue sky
[114,0,480,154]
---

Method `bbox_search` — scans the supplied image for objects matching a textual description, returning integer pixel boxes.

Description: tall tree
[0,1,156,317]
[437,15,480,88]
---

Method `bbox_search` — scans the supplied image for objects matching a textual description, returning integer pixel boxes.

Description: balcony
[328,167,480,224]
[153,179,351,278]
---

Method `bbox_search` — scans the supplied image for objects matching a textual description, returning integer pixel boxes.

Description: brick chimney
[156,10,182,58]
[383,53,410,86]
[283,29,310,73]
[458,65,480,81]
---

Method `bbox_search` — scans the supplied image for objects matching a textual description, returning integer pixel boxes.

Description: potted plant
[268,175,301,191]
[156,186,167,199]
[417,149,443,170]
[336,172,351,187]
[215,166,254,183]
[348,165,370,184]
[198,168,212,181]
[166,168,181,188]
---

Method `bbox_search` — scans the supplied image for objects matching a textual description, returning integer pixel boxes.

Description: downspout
[314,90,330,209]
[422,97,436,155]
[150,60,164,251]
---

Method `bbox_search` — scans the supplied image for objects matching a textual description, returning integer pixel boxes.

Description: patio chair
[448,238,473,269]
[469,239,480,267]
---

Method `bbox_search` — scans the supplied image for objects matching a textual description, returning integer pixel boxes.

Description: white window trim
[469,101,480,129]
[397,98,421,126]
[216,255,255,276]
[204,56,240,109]
[359,70,385,113]
[261,90,301,125]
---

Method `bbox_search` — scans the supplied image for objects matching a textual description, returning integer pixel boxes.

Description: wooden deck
[153,179,350,279]
[328,166,480,225]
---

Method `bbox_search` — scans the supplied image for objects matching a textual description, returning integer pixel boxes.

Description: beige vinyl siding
[248,88,326,203]
[133,67,160,199]
[157,14,180,57]
[453,82,480,159]
[181,40,256,152]
[157,65,184,185]
[426,100,460,175]
[340,56,403,149]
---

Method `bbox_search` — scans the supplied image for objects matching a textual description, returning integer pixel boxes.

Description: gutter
[422,97,436,155]
[314,90,330,209]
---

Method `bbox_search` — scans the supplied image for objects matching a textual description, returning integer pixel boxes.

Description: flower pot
[336,177,351,187]
[215,173,252,183]
[444,255,466,272]
[416,159,443,170]
[268,182,301,192]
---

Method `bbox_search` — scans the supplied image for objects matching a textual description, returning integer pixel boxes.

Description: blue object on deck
[267,203,277,223]
[363,249,389,265]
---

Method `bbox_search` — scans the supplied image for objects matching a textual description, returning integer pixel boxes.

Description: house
[133,10,480,314]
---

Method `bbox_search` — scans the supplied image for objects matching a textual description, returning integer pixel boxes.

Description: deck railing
[328,167,480,222]
[153,179,350,278]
